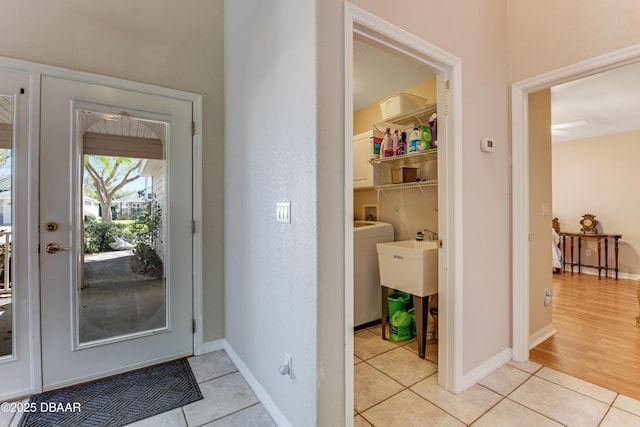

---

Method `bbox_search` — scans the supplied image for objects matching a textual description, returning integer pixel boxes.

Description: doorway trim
[0,55,203,399]
[511,44,640,361]
[344,3,464,414]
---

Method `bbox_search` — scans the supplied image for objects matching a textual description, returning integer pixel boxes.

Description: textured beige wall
[508,0,640,82]
[0,0,225,343]
[552,131,640,277]
[528,89,553,334]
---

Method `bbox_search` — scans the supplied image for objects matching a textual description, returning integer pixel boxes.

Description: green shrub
[132,243,163,278]
[129,198,162,248]
[84,212,97,223]
[84,222,126,253]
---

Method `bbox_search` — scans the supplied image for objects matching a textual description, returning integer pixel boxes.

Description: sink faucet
[419,228,438,241]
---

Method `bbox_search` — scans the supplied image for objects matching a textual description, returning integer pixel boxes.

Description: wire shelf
[374,180,438,190]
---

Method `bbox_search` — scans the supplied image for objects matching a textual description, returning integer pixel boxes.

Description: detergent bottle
[398,131,407,156]
[419,124,432,151]
[381,128,394,157]
[409,127,420,153]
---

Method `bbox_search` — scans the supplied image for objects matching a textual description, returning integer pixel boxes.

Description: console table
[559,232,622,279]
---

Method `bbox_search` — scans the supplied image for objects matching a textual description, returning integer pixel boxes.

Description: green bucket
[387,292,411,318]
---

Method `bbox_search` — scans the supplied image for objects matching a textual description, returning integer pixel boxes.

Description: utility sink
[376,240,438,297]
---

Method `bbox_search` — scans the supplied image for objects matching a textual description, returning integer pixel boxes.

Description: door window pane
[78,112,167,344]
[0,95,13,357]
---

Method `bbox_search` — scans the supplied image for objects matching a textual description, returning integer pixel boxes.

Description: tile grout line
[194,369,240,386]
[189,402,264,427]
[532,370,619,406]
[356,359,412,412]
[491,370,563,425]
[404,386,472,426]
[502,396,568,426]
[357,357,439,416]
[597,405,615,427]
[362,356,437,390]
[180,406,189,426]
[501,369,609,426]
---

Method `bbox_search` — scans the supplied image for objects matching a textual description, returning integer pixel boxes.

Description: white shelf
[374,180,437,190]
[369,149,437,167]
[370,103,438,191]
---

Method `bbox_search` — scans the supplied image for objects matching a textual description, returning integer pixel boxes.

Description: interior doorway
[511,45,640,363]
[521,60,640,397]
[344,4,464,422]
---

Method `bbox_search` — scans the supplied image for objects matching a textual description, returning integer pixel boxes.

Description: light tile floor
[2,350,276,427]
[4,332,640,426]
[355,326,640,426]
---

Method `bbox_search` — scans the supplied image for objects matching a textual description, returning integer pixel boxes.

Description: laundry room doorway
[344,4,464,421]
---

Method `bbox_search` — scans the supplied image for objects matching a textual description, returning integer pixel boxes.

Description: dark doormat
[18,358,202,427]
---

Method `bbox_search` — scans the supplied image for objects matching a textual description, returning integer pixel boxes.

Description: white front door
[39,76,193,389]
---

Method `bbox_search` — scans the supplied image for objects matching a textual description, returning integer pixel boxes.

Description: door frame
[0,55,203,399]
[344,3,464,412]
[511,44,640,361]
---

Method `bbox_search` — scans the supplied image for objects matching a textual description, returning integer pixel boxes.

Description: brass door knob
[45,243,70,254]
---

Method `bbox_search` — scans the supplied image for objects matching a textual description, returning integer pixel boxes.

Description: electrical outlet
[544,288,553,306]
[586,249,592,257]
[279,352,292,377]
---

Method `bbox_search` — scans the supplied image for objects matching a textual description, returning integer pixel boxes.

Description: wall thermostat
[481,137,496,153]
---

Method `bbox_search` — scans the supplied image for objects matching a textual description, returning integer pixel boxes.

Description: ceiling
[0,96,12,124]
[354,40,640,144]
[551,61,640,143]
[78,111,165,141]
[0,97,165,142]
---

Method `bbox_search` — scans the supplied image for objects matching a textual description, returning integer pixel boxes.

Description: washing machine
[354,221,394,327]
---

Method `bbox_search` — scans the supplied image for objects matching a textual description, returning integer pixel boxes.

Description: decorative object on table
[579,213,598,234]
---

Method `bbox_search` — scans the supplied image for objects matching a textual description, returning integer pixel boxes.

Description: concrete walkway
[81,250,165,342]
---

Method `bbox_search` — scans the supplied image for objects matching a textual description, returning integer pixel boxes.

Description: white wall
[224,1,318,425]
[0,0,225,342]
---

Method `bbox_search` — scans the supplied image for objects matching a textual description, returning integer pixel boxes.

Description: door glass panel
[78,111,167,345]
[0,95,13,357]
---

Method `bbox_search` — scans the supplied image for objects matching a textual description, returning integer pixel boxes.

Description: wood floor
[529,272,640,400]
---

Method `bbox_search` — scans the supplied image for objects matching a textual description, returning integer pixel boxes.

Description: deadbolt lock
[45,222,59,232]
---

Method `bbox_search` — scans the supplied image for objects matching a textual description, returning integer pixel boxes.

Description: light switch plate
[276,202,291,223]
